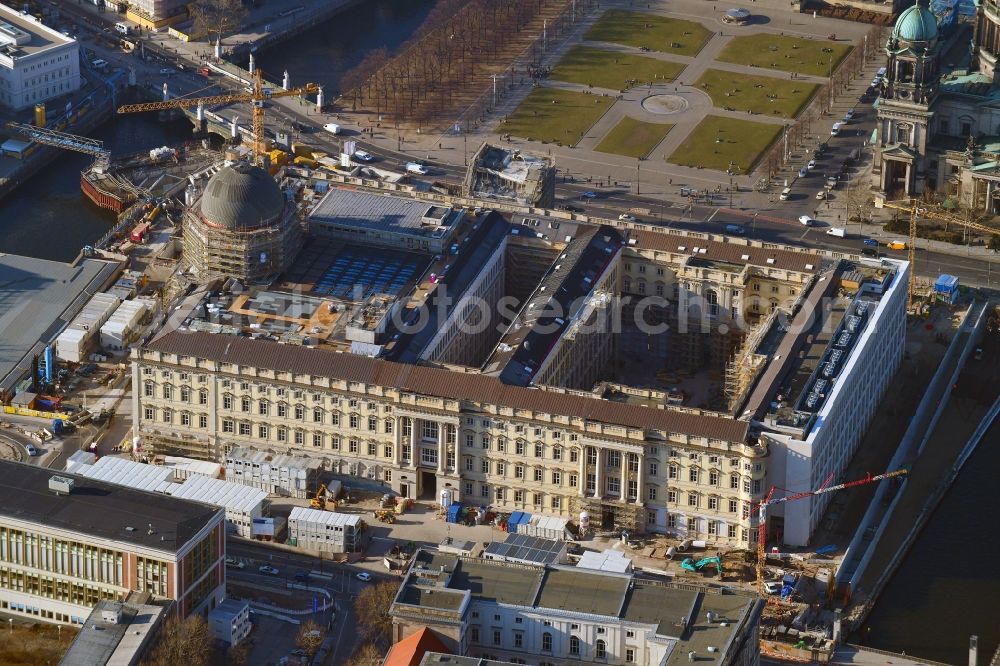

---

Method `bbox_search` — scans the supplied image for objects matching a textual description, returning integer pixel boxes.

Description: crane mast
[879,198,1000,310]
[754,468,909,595]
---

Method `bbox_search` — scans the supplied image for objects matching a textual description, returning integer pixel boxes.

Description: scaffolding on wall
[724,310,776,411]
[572,495,643,533]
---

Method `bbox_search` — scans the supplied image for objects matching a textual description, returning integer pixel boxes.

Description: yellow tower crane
[879,198,1000,310]
[116,70,318,166]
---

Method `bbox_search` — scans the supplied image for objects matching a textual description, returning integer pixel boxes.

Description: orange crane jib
[116,70,318,166]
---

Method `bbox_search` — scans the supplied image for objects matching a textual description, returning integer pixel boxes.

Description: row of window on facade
[470,625,630,661]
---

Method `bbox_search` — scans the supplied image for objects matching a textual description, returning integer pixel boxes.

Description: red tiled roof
[146,330,749,443]
[384,627,450,666]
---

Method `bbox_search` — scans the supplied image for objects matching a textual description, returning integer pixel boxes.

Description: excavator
[310,484,333,511]
[681,556,723,575]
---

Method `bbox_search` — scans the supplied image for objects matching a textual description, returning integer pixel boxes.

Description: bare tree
[189,0,247,41]
[296,620,324,661]
[346,642,384,666]
[141,614,216,666]
[354,582,398,648]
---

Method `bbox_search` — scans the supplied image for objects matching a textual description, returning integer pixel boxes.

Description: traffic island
[498,87,614,146]
[667,115,782,173]
[694,69,820,119]
[595,117,674,159]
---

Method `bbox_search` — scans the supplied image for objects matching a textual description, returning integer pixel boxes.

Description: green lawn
[549,46,685,91]
[498,87,614,146]
[667,116,781,173]
[694,69,819,119]
[585,10,712,57]
[595,117,674,159]
[717,34,853,78]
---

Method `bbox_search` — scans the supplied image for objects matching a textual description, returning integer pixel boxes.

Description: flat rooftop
[421,655,521,666]
[483,225,622,385]
[386,211,509,363]
[0,254,119,395]
[60,597,166,666]
[0,3,73,57]
[0,460,221,553]
[396,550,761,654]
[309,188,463,240]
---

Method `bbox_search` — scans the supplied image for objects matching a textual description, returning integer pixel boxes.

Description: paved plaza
[419,0,874,193]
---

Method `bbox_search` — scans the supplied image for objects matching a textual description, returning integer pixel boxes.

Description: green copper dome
[892,1,938,43]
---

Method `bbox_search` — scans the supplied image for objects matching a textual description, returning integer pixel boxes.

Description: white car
[764,581,782,595]
[798,167,808,178]
[844,108,856,121]
[581,191,598,199]
[356,572,372,582]
[323,123,342,135]
[807,159,817,171]
[258,565,279,576]
[405,162,428,175]
[25,443,38,456]
[798,215,814,226]
[816,190,827,200]
[225,557,245,569]
[618,213,638,222]
[353,150,373,162]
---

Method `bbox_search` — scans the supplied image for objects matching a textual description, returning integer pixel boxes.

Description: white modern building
[0,3,81,110]
[287,507,363,554]
[208,598,251,646]
[754,259,909,546]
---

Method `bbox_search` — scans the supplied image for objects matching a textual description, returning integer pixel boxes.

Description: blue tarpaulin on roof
[935,274,959,292]
[508,511,523,532]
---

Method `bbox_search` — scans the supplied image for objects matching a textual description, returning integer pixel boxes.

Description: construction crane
[880,198,1000,310]
[754,467,909,596]
[116,69,318,166]
[5,121,111,168]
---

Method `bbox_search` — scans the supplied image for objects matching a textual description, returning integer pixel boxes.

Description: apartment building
[390,549,763,666]
[133,328,761,541]
[0,461,225,625]
[0,4,80,110]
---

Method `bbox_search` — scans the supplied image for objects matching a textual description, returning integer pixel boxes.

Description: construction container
[519,515,571,541]
[99,298,153,353]
[56,292,121,362]
[224,446,322,499]
[288,507,362,553]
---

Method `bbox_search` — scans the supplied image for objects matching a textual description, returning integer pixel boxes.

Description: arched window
[542,632,552,652]
[569,636,580,655]
[596,640,607,659]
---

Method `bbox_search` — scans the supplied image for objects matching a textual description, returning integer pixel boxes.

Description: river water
[860,429,1000,663]
[0,114,192,263]
[255,0,434,95]
[0,0,432,263]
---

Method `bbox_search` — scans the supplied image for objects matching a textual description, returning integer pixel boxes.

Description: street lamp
[636,160,640,195]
